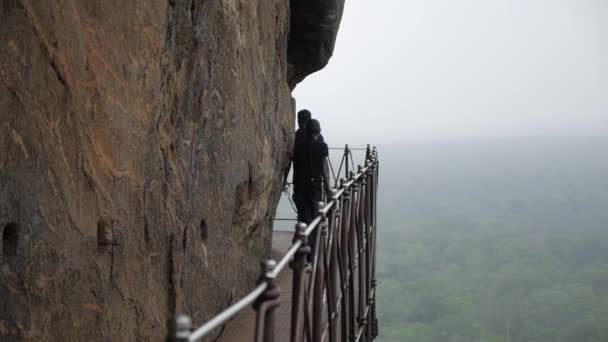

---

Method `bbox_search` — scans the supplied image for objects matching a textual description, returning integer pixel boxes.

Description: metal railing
[168,145,379,342]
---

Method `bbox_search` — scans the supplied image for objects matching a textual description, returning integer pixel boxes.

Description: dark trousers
[293,193,320,261]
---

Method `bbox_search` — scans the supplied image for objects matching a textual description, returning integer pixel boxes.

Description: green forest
[375,138,608,342]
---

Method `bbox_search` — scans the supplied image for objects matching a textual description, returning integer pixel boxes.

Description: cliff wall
[0,0,343,340]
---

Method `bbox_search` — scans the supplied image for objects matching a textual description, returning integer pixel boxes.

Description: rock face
[0,0,343,340]
[288,0,346,88]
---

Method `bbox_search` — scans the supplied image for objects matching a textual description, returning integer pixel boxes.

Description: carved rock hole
[200,219,208,241]
[97,219,112,247]
[190,0,196,21]
[2,222,19,259]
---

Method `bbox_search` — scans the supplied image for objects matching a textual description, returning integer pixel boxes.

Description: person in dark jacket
[283,109,324,188]
[295,109,311,146]
[292,119,331,261]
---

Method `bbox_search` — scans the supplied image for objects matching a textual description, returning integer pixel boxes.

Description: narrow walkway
[219,231,295,342]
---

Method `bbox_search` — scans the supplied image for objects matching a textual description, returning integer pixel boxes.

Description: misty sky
[293,0,608,145]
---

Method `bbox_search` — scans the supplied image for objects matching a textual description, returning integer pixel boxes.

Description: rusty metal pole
[254,259,280,342]
[365,160,373,342]
[307,205,323,297]
[328,199,340,342]
[344,144,350,180]
[349,171,360,340]
[340,178,350,341]
[335,179,349,342]
[371,151,379,338]
[168,314,191,342]
[357,165,368,338]
[313,201,328,342]
[290,223,309,342]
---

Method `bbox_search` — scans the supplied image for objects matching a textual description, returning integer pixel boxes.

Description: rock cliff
[0,0,343,340]
[288,0,345,88]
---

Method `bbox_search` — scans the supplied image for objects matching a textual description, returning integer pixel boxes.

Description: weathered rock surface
[0,0,343,340]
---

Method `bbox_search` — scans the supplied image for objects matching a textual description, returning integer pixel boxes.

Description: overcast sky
[293,0,608,145]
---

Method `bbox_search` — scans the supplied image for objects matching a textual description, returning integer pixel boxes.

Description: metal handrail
[188,283,268,341]
[328,147,367,151]
[270,240,302,279]
[168,145,380,342]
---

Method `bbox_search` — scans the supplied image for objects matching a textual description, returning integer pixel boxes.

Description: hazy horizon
[293,0,607,145]
[286,3,607,339]
[373,136,608,341]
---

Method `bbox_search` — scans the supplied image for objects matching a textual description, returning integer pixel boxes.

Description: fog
[285,3,608,340]
[293,0,608,145]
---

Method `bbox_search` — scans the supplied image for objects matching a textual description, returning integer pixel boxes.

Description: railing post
[328,196,340,342]
[168,314,191,342]
[370,150,379,339]
[313,201,328,342]
[348,171,359,341]
[357,165,368,339]
[345,144,350,180]
[365,159,374,342]
[337,178,350,341]
[290,223,309,342]
[254,259,280,342]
